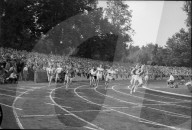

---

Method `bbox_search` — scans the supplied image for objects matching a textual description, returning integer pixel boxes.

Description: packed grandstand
[0,47,191,84]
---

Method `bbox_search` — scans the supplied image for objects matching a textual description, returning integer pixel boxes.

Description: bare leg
[47,74,50,82]
[92,78,95,87]
[90,77,92,86]
[63,75,67,86]
[69,78,72,85]
[134,82,143,92]
[19,72,22,81]
[145,77,148,87]
[131,83,136,93]
[105,78,108,89]
[134,77,143,92]
[130,77,137,94]
[49,76,52,87]
[65,77,69,90]
[96,78,99,87]
[55,73,58,84]
[129,75,134,89]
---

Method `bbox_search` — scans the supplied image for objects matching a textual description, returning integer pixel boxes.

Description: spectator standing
[23,65,28,81]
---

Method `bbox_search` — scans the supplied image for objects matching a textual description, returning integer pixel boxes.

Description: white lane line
[19,114,61,118]
[74,85,181,130]
[84,126,100,130]
[105,85,191,118]
[19,111,102,118]
[77,92,84,94]
[112,84,191,109]
[107,106,130,109]
[1,86,32,91]
[81,96,88,98]
[64,113,74,116]
[137,90,191,103]
[45,102,72,108]
[143,101,192,106]
[20,86,46,89]
[45,102,55,106]
[13,89,35,129]
[0,88,23,93]
[136,85,192,104]
[49,85,104,130]
[61,106,72,108]
[50,96,64,100]
[65,88,96,90]
[12,85,47,129]
[138,120,189,130]
[143,86,192,98]
[106,104,189,108]
[46,91,52,94]
[0,102,22,110]
[0,93,23,98]
[69,109,111,113]
[127,84,191,102]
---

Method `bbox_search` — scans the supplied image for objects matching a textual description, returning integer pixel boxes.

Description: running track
[0,80,191,130]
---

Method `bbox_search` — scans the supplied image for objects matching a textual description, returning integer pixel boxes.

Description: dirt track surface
[0,80,191,130]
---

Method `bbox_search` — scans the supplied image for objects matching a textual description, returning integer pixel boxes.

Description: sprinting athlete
[64,65,70,89]
[130,65,145,94]
[105,67,115,89]
[96,64,104,87]
[129,64,139,89]
[69,65,76,84]
[144,70,149,87]
[64,65,75,90]
[46,64,55,87]
[89,67,97,87]
[55,63,63,84]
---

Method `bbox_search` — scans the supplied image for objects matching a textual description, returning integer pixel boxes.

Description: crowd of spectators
[146,65,191,80]
[0,47,191,84]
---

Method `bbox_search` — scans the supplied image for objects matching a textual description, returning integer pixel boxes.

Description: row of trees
[0,0,134,62]
[0,0,190,67]
[124,1,191,67]
[0,0,98,50]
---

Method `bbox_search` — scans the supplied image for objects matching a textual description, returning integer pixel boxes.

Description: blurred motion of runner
[96,64,104,87]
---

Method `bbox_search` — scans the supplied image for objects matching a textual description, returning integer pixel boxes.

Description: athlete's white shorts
[65,75,73,81]
[134,75,143,84]
[130,75,136,84]
[96,74,102,80]
[144,75,149,82]
[106,75,112,81]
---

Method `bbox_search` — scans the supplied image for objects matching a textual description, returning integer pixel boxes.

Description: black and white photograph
[0,0,191,129]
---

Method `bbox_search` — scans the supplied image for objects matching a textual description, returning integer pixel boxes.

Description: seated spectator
[167,73,175,88]
[185,81,192,86]
[185,80,192,92]
[6,71,18,84]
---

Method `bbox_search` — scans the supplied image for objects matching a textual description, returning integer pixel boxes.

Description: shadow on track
[54,82,107,128]
[0,84,20,129]
[140,89,191,129]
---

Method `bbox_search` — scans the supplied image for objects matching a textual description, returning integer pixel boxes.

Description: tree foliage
[1,0,190,67]
[183,1,191,29]
[0,0,96,51]
[166,28,191,67]
[0,0,133,62]
[124,2,191,67]
[126,28,191,67]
